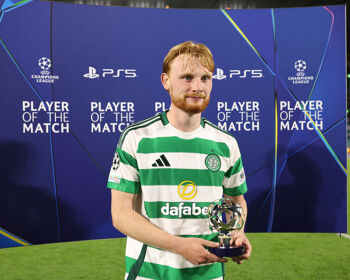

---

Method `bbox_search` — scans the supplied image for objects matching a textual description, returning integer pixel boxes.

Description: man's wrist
[169,236,184,255]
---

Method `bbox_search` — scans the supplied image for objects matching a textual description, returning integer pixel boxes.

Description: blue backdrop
[0,0,347,248]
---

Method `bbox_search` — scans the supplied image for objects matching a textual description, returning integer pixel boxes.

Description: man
[107,41,252,280]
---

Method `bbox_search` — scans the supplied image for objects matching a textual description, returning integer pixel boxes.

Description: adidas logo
[152,154,171,167]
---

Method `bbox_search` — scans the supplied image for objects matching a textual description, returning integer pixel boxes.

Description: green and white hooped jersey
[107,111,247,280]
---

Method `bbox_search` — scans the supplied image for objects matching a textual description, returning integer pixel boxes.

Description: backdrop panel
[0,0,346,248]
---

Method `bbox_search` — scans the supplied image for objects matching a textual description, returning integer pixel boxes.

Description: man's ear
[161,73,170,91]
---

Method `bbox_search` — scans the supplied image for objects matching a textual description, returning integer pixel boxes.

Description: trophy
[206,197,245,257]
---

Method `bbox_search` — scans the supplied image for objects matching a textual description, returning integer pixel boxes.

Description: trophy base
[209,246,245,257]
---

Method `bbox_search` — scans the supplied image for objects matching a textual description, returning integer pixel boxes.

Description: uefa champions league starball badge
[206,198,245,257]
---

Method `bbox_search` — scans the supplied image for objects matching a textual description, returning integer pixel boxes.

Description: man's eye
[184,75,192,80]
[202,76,211,81]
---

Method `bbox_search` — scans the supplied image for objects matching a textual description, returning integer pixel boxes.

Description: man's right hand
[172,237,227,265]
[111,191,226,265]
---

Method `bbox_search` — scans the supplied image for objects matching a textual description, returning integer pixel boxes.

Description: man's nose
[191,78,203,93]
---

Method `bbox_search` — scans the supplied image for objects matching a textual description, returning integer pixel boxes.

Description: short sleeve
[107,132,140,194]
[222,139,247,196]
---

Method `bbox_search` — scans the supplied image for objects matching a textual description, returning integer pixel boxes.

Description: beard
[170,93,210,114]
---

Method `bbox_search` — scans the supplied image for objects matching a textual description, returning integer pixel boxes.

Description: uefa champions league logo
[31,57,59,83]
[38,57,51,74]
[294,60,307,76]
[288,59,313,84]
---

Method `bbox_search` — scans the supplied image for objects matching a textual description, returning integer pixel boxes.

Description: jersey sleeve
[222,138,247,196]
[107,131,140,194]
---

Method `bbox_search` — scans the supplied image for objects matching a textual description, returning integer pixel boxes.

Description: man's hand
[173,237,227,265]
[230,231,252,264]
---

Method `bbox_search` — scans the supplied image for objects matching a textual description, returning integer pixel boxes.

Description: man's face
[161,54,213,114]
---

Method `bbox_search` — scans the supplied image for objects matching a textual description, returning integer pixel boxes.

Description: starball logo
[288,59,314,84]
[212,68,263,80]
[83,66,137,79]
[295,60,307,73]
[31,57,60,83]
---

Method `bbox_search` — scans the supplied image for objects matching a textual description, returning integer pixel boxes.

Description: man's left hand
[230,231,252,264]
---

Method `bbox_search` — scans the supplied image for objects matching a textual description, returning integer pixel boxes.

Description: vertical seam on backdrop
[268,8,278,232]
[49,0,62,243]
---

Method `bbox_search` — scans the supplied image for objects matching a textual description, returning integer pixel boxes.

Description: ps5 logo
[83,66,137,79]
[229,69,263,78]
[212,68,263,80]
[84,67,99,79]
[213,68,227,80]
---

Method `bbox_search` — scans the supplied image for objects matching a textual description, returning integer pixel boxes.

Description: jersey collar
[160,110,205,127]
[160,111,169,125]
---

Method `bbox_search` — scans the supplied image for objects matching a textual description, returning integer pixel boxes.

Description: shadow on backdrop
[0,141,85,244]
